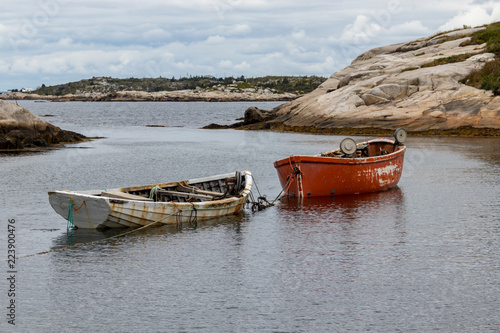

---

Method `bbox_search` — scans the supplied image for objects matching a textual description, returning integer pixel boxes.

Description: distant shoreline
[0,90,299,102]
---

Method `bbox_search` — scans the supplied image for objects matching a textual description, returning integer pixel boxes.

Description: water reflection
[407,137,500,167]
[278,187,405,223]
[460,137,500,167]
[51,213,247,250]
[7,101,500,332]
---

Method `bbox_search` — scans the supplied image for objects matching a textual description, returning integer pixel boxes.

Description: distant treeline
[32,75,327,96]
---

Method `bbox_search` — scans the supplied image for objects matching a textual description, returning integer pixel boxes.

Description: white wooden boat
[48,171,252,229]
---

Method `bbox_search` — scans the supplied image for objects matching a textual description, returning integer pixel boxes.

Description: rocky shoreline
[204,106,500,136]
[0,100,86,151]
[207,26,500,137]
[0,89,299,102]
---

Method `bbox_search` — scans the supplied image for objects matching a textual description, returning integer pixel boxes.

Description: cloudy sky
[1,0,499,91]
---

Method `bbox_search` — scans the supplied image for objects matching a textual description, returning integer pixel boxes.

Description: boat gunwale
[274,138,406,167]
[48,170,253,210]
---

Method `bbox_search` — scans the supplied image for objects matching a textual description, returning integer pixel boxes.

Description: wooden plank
[176,184,224,197]
[101,191,153,201]
[157,190,214,201]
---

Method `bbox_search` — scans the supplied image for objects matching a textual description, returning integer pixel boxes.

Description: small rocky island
[216,24,500,136]
[0,100,85,150]
[0,76,324,102]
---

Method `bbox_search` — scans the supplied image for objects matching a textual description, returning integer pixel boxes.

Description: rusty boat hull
[274,138,406,197]
[49,171,252,229]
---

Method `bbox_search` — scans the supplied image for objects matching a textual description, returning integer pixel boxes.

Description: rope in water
[21,173,291,259]
[18,208,183,260]
[67,199,75,230]
[247,167,301,211]
[247,169,298,212]
[271,166,300,202]
[189,203,198,229]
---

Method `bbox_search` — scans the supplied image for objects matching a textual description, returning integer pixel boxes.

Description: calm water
[1,101,499,332]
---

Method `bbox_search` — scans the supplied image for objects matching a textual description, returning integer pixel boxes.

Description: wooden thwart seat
[101,191,153,201]
[100,182,227,203]
[157,189,215,201]
[175,183,224,197]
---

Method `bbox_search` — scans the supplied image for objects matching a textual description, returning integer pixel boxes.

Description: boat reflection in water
[278,186,406,224]
[51,213,246,251]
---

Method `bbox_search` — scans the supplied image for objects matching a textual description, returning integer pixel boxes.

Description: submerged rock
[0,100,86,150]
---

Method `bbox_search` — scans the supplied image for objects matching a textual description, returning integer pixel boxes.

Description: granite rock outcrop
[0,100,85,150]
[264,27,500,134]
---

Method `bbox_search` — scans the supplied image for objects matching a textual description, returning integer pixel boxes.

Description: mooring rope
[67,199,75,230]
[19,172,297,259]
[189,203,198,229]
[272,166,300,203]
[17,210,181,260]
[247,168,301,211]
[67,199,87,231]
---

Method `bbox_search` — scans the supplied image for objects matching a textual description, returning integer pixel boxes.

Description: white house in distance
[5,88,34,93]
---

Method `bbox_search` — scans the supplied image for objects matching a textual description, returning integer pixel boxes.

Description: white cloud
[0,60,10,73]
[340,15,382,44]
[56,37,73,47]
[227,24,251,35]
[142,28,172,41]
[234,61,250,71]
[388,20,431,36]
[303,55,335,74]
[292,29,307,40]
[205,35,226,44]
[438,2,500,31]
[0,23,7,35]
[219,60,233,68]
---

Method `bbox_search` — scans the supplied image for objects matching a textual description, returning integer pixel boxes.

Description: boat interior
[98,175,243,203]
[318,129,407,159]
[320,141,404,158]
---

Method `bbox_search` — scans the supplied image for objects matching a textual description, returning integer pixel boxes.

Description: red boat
[274,129,407,197]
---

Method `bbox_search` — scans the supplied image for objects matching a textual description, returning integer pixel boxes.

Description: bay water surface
[1,101,499,332]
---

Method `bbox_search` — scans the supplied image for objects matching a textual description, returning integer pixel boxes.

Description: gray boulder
[0,100,85,150]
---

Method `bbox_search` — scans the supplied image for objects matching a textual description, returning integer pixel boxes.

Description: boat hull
[48,171,252,229]
[274,139,405,197]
